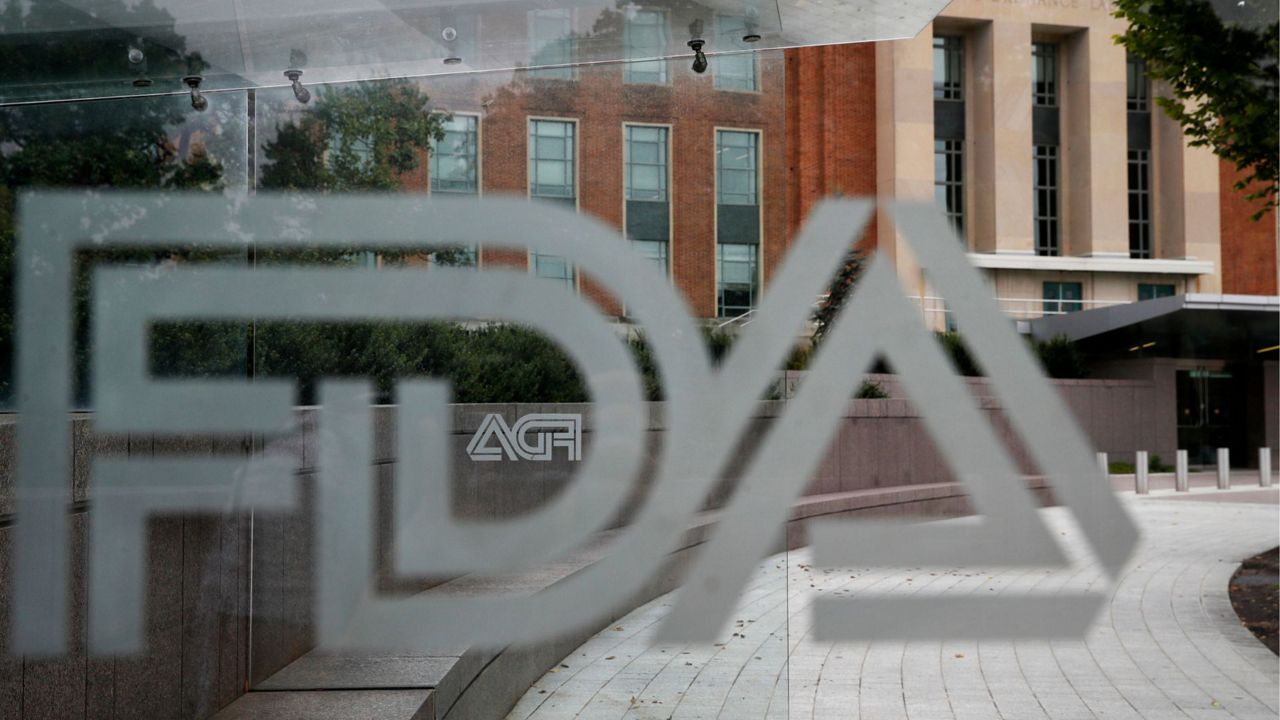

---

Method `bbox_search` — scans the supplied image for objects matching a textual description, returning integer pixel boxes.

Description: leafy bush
[933,331,1088,379]
[702,327,736,365]
[1108,454,1174,474]
[855,379,889,399]
[937,331,982,377]
[1032,335,1088,379]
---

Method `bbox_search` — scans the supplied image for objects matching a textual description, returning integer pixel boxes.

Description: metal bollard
[1216,448,1230,489]
[1261,447,1273,488]
[1175,449,1189,492]
[1097,452,1109,478]
[1135,451,1149,494]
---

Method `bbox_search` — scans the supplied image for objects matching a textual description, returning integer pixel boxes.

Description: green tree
[810,246,867,349]
[0,0,229,405]
[1113,0,1278,215]
[256,80,471,266]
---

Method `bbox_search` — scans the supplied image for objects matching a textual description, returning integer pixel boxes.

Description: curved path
[507,497,1279,720]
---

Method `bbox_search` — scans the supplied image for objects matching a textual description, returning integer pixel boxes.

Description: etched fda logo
[9,191,1137,657]
[466,413,583,462]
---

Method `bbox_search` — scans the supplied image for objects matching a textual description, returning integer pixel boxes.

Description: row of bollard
[1096,448,1275,495]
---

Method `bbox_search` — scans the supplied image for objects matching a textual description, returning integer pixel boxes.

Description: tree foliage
[0,0,226,405]
[810,246,867,349]
[1113,0,1278,215]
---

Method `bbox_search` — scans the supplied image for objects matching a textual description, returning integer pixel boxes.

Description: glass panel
[431,114,478,194]
[5,0,1279,716]
[933,35,963,100]
[529,8,577,80]
[1033,42,1058,106]
[716,242,758,316]
[1126,52,1149,112]
[1,92,251,409]
[625,124,668,201]
[715,15,759,91]
[716,129,758,206]
[1034,144,1060,256]
[624,9,669,84]
[934,138,964,235]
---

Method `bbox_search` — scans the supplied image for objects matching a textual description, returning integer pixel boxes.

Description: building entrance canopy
[0,0,946,105]
[1029,294,1280,360]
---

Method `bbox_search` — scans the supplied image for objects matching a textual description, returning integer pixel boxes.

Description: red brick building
[1218,159,1278,296]
[419,49,787,320]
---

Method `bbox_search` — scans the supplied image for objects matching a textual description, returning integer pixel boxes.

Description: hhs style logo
[466,413,583,462]
[8,192,1137,657]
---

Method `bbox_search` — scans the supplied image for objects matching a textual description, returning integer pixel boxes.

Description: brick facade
[784,43,878,250]
[422,53,786,319]
[1218,158,1278,296]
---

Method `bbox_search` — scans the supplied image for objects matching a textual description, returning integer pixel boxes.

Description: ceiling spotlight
[285,69,311,104]
[182,75,208,112]
[688,39,708,74]
[444,56,463,65]
[742,32,761,42]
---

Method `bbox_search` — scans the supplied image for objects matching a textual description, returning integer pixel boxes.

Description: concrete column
[1175,449,1189,492]
[1096,452,1108,477]
[874,31,932,286]
[1063,28,1127,257]
[974,18,1033,255]
[1216,448,1230,489]
[1135,451,1149,494]
[1152,83,1222,277]
[1260,448,1273,488]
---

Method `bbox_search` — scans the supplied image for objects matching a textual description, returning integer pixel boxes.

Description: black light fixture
[442,26,462,65]
[182,75,208,111]
[688,39,708,74]
[129,43,152,87]
[742,32,762,43]
[285,69,311,104]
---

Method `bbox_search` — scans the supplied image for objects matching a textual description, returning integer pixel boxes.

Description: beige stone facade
[874,0,1225,324]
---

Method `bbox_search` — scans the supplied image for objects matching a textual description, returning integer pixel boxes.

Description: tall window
[933,35,963,100]
[1043,281,1082,315]
[430,114,479,266]
[1032,42,1061,256]
[529,119,575,203]
[1126,53,1149,112]
[529,9,575,80]
[529,119,576,287]
[1032,42,1058,106]
[1128,150,1152,258]
[1127,52,1153,259]
[935,140,964,235]
[716,130,760,317]
[624,10,668,84]
[714,15,757,91]
[625,125,670,273]
[431,114,478,194]
[1034,144,1060,256]
[716,130,758,207]
[717,243,758,317]
[933,34,965,238]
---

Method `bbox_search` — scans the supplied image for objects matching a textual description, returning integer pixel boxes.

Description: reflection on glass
[715,15,759,91]
[529,117,577,285]
[717,242,758,317]
[529,8,577,80]
[933,35,963,101]
[0,93,249,408]
[624,9,670,84]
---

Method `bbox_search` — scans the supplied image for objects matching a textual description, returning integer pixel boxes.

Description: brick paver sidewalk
[508,498,1280,720]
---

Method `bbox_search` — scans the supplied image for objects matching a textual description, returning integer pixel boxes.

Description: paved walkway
[507,497,1280,719]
